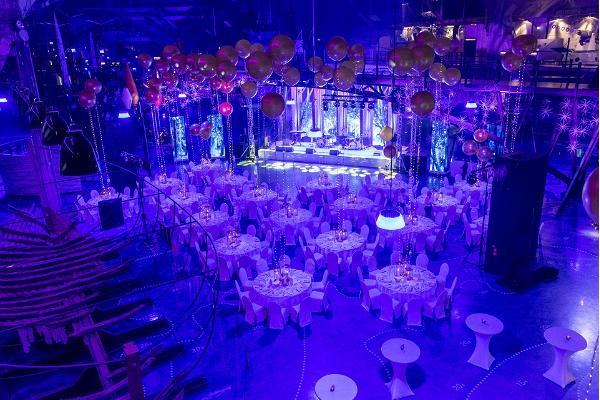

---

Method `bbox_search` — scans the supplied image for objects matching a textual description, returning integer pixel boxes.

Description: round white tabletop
[315,231,365,255]
[381,338,420,364]
[465,313,504,336]
[306,179,339,193]
[214,174,248,189]
[544,327,587,352]
[370,266,436,304]
[315,374,358,400]
[334,195,374,214]
[416,194,459,209]
[214,234,262,262]
[270,208,312,229]
[238,189,278,208]
[252,269,312,309]
[371,179,407,193]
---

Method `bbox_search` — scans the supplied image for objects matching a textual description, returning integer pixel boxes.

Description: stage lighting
[0,97,7,103]
[343,101,348,108]
[376,208,405,231]
[334,101,340,108]
[60,124,99,176]
[350,101,356,109]
[360,102,366,109]
[368,102,375,110]
[118,112,131,119]
[465,101,477,109]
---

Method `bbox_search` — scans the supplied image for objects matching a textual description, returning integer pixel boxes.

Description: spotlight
[368,102,375,110]
[0,97,7,103]
[465,101,477,109]
[118,112,131,119]
[323,102,329,111]
[343,101,348,108]
[350,101,356,109]
[60,124,99,176]
[360,102,365,109]
[334,101,340,108]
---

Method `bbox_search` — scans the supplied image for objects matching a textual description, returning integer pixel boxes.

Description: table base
[543,348,576,388]
[388,362,414,398]
[468,335,494,370]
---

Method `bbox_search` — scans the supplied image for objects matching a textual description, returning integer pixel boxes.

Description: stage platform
[258,144,391,169]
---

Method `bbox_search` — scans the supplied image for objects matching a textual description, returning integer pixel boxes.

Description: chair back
[432,290,448,319]
[238,266,249,285]
[247,224,257,236]
[241,296,257,324]
[351,251,362,272]
[355,266,364,283]
[326,252,339,276]
[342,219,353,232]
[438,262,449,280]
[359,224,369,240]
[390,251,401,265]
[416,253,429,269]
[267,302,285,329]
[305,259,316,275]
[234,280,245,297]
[434,212,445,226]
[447,276,458,296]
[312,189,324,206]
[367,256,378,272]
[297,297,313,327]
[405,298,424,326]
[247,202,258,220]
[278,255,291,267]
[284,225,296,245]
[414,232,427,253]
[446,205,457,225]
[320,222,331,233]
[217,257,230,281]
[379,293,395,323]
[219,203,229,213]
[433,229,445,253]
[302,227,315,245]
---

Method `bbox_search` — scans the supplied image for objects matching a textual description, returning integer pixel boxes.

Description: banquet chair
[403,298,424,326]
[358,186,370,199]
[312,270,329,291]
[367,256,378,272]
[463,215,481,247]
[356,210,368,230]
[349,251,363,274]
[454,173,463,182]
[359,225,369,241]
[320,222,331,234]
[342,219,353,233]
[380,293,402,324]
[434,211,445,226]
[219,203,229,214]
[414,232,427,254]
[356,266,377,290]
[235,280,250,313]
[241,296,266,325]
[195,242,216,272]
[304,245,324,269]
[423,291,448,320]
[445,205,457,226]
[390,251,402,265]
[304,259,316,275]
[298,187,309,208]
[90,189,99,198]
[217,256,232,281]
[426,229,445,256]
[123,186,131,197]
[246,225,257,236]
[312,189,325,207]
[415,253,429,269]
[266,302,289,330]
[291,297,313,328]
[326,190,337,205]
[302,227,317,251]
[309,282,330,313]
[360,281,382,312]
[238,266,253,291]
[436,263,449,294]
[326,252,340,277]
[470,191,481,208]
[445,277,458,310]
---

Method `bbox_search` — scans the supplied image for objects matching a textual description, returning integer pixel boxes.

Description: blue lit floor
[0,160,597,400]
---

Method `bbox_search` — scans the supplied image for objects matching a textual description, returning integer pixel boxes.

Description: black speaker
[98,198,125,230]
[484,152,548,282]
[329,149,340,156]
[305,148,315,154]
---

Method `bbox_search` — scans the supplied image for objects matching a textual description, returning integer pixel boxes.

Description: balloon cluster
[501,34,537,72]
[78,78,102,110]
[462,128,493,162]
[306,36,363,91]
[378,126,397,159]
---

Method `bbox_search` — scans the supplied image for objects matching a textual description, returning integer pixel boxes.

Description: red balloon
[162,44,180,61]
[216,60,237,82]
[383,144,398,158]
[197,54,217,78]
[462,140,477,156]
[155,59,169,74]
[161,71,178,89]
[582,167,599,224]
[219,101,233,117]
[190,123,201,136]
[145,88,162,107]
[137,53,153,69]
[221,81,234,94]
[410,91,435,116]
[216,45,238,65]
[84,78,102,94]
[209,76,222,90]
[145,77,162,91]
[473,128,489,143]
[78,89,96,109]
[477,146,493,162]
[171,53,189,74]
[260,92,285,118]
[199,121,212,140]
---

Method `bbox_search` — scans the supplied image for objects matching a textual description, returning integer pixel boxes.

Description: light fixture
[334,101,340,108]
[368,102,375,110]
[360,102,365,109]
[286,99,296,105]
[343,101,348,108]
[60,124,99,176]
[118,112,131,119]
[466,101,477,109]
[178,93,187,98]
[376,208,405,230]
[0,97,7,103]
[350,101,356,109]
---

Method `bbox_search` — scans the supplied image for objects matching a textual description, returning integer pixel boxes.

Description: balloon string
[94,107,110,186]
[87,109,105,190]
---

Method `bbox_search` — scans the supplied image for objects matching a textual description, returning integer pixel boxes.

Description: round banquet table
[315,231,365,260]
[381,338,420,398]
[306,179,339,194]
[168,191,208,211]
[453,180,487,197]
[543,326,587,388]
[465,313,504,370]
[379,215,437,240]
[152,177,181,193]
[252,269,313,309]
[193,210,230,238]
[270,208,312,230]
[214,234,261,263]
[416,194,459,210]
[371,178,407,193]
[315,374,358,400]
[334,195,374,218]
[237,189,278,209]
[213,174,249,190]
[369,265,436,305]
[190,161,223,175]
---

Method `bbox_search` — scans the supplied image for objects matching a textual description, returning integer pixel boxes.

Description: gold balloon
[320,65,334,81]
[433,37,452,56]
[410,91,435,116]
[443,68,461,86]
[512,34,537,57]
[326,36,349,61]
[269,34,296,64]
[235,39,252,59]
[333,66,355,91]
[387,47,415,75]
[353,60,365,75]
[412,44,435,72]
[261,92,285,118]
[216,60,237,82]
[250,43,265,53]
[501,51,523,72]
[308,56,323,72]
[162,44,180,61]
[216,45,238,65]
[246,51,273,82]
[415,31,436,47]
[379,126,393,142]
[429,62,446,82]
[348,44,365,61]
[197,54,217,78]
[241,81,258,98]
[283,66,300,86]
[314,72,327,87]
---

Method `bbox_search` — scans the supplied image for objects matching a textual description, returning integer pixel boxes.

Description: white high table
[465,313,504,370]
[380,338,420,398]
[543,326,587,388]
[315,374,358,400]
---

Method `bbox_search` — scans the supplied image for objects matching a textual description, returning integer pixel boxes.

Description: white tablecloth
[416,194,459,210]
[168,192,208,211]
[214,174,248,189]
[270,208,312,230]
[334,195,373,217]
[214,234,261,262]
[193,210,230,238]
[237,189,278,208]
[371,179,407,193]
[86,193,129,207]
[369,265,436,304]
[315,231,365,256]
[453,180,487,197]
[152,177,181,193]
[306,179,339,194]
[252,269,312,309]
